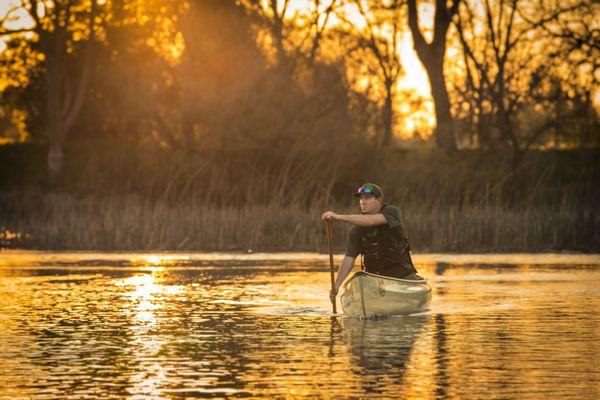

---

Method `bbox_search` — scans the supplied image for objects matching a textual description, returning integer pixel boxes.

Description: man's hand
[322,211,341,221]
[329,287,338,304]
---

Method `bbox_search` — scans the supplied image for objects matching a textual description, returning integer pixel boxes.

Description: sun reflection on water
[132,255,190,267]
[116,265,184,398]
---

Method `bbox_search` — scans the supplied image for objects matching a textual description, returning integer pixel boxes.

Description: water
[1,251,599,399]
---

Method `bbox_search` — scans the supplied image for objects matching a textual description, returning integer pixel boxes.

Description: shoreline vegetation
[1,196,596,253]
[1,1,598,254]
[1,144,598,252]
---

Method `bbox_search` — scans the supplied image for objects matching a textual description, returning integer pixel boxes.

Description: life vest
[359,225,417,279]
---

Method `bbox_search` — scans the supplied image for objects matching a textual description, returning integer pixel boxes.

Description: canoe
[340,271,432,318]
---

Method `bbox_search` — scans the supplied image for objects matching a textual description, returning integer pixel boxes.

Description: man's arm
[322,212,386,227]
[330,256,356,305]
[333,255,357,292]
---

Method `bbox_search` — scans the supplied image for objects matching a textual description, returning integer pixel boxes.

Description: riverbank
[1,189,597,252]
[1,145,598,252]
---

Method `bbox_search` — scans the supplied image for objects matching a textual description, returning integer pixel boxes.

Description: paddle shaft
[326,220,337,313]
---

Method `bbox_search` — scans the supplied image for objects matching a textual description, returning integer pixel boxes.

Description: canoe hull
[340,272,431,318]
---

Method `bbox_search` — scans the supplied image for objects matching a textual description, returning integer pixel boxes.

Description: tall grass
[1,144,598,251]
[1,189,597,252]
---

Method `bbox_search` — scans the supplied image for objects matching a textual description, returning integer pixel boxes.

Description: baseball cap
[354,183,383,198]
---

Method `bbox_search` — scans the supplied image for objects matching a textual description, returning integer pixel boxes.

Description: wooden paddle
[326,219,337,314]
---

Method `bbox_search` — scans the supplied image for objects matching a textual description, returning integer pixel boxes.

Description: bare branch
[306,0,339,64]
[26,0,41,28]
[499,0,518,64]
[0,5,21,25]
[449,0,461,17]
[453,11,492,89]
[0,27,35,36]
[407,0,428,50]
[483,0,500,64]
[280,0,290,20]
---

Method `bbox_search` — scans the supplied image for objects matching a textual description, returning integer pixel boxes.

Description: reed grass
[1,189,597,252]
[1,144,598,252]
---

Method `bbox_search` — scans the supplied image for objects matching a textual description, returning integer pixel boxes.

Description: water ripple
[0,253,598,398]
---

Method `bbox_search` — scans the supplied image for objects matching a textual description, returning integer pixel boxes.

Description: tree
[407,0,460,151]
[240,0,293,67]
[339,0,404,148]
[303,0,340,66]
[177,0,264,149]
[78,0,181,145]
[0,0,99,179]
[521,0,599,148]
[450,0,599,162]
[240,0,340,71]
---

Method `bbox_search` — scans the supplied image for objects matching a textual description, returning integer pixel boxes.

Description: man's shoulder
[381,204,400,216]
[380,204,403,228]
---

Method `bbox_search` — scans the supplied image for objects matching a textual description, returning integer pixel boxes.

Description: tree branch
[0,5,21,26]
[64,0,97,133]
[0,27,35,36]
[407,0,428,51]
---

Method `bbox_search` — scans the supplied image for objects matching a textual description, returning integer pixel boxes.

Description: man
[321,183,420,302]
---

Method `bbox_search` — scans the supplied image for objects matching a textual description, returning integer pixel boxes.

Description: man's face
[358,194,382,214]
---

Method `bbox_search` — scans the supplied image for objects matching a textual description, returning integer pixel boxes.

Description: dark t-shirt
[345,205,405,258]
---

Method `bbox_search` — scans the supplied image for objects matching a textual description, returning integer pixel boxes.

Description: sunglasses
[358,185,374,194]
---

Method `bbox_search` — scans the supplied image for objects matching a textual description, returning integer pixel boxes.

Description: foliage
[0,0,597,154]
[448,0,600,154]
[0,0,598,252]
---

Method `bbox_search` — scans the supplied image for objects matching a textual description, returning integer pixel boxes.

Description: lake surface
[1,251,599,399]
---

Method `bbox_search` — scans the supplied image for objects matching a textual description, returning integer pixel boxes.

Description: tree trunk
[269,0,287,66]
[425,59,455,150]
[40,3,96,181]
[407,0,458,151]
[381,83,394,148]
[477,113,493,149]
[44,31,68,180]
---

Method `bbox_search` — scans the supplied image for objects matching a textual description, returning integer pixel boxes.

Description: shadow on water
[435,262,450,276]
[339,315,429,395]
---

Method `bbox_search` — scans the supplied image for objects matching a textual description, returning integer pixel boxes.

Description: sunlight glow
[117,267,181,321]
[0,0,437,139]
[284,0,434,100]
[134,255,190,267]
[115,266,182,397]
